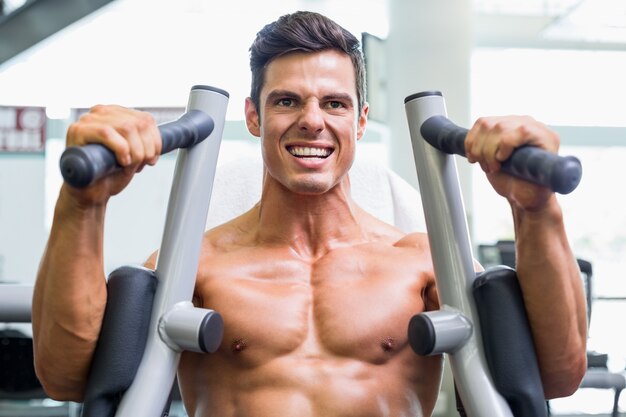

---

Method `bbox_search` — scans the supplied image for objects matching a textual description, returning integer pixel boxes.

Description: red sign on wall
[0,106,46,152]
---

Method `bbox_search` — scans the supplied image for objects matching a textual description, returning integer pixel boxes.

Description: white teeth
[288,146,331,157]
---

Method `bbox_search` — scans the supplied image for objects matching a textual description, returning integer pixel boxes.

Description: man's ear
[356,103,369,141]
[245,97,261,137]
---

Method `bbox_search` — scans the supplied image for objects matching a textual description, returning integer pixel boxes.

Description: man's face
[245,49,368,195]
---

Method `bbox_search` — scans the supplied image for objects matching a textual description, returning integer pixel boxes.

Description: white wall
[0,154,47,283]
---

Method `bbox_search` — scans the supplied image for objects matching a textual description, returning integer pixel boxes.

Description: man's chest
[194,245,431,365]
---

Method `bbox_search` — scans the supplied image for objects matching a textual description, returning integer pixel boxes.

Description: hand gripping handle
[59,109,215,188]
[420,115,582,194]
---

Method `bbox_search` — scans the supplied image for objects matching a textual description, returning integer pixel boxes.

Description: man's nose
[297,102,324,133]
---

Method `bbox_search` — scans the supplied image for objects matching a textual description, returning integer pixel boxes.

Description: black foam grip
[60,109,214,188]
[472,266,548,417]
[81,266,157,417]
[420,115,582,194]
[158,109,214,154]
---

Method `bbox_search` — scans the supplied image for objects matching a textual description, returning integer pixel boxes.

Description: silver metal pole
[115,86,228,417]
[404,91,513,417]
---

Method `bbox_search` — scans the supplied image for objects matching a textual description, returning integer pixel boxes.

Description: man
[32,11,587,417]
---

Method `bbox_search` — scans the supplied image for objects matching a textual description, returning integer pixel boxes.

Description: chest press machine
[0,87,583,416]
[404,91,582,417]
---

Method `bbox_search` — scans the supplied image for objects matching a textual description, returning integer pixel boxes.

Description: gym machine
[0,87,584,417]
[59,85,229,417]
[404,91,582,417]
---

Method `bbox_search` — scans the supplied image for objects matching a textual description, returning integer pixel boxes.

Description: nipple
[381,337,396,352]
[231,338,248,354]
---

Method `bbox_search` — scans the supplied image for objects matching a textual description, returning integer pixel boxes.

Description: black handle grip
[420,115,582,194]
[59,109,214,188]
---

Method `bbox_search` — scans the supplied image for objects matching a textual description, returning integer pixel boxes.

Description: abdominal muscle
[178,351,435,417]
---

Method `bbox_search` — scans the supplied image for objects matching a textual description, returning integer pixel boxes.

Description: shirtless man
[32,11,587,417]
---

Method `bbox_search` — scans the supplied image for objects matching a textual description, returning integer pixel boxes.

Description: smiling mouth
[287,146,334,158]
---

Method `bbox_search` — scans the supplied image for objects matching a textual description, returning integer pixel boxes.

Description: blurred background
[1,0,626,415]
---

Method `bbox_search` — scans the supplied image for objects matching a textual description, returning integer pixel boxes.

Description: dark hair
[249,11,366,115]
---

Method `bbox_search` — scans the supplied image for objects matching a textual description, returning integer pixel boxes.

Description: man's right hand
[63,104,162,206]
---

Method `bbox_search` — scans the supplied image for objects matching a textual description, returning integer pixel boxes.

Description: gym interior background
[1,0,626,416]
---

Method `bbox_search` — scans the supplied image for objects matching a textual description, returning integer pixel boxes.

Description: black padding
[472,266,548,417]
[81,265,157,417]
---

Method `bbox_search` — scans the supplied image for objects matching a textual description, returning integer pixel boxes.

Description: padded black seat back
[473,266,548,417]
[81,266,159,417]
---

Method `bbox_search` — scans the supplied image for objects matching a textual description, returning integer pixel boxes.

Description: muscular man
[32,11,587,417]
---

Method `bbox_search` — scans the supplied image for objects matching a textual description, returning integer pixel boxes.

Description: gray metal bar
[0,284,33,322]
[413,310,473,355]
[0,0,115,66]
[115,85,228,417]
[159,302,223,353]
[404,91,513,416]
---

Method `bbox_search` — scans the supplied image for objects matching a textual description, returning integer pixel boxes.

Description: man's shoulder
[355,207,429,253]
[202,215,254,253]
[393,231,430,251]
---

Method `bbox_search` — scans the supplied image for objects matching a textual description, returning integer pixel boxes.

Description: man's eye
[277,98,294,107]
[328,101,344,109]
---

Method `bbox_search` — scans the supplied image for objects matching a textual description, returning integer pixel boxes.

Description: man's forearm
[32,188,108,400]
[512,195,587,398]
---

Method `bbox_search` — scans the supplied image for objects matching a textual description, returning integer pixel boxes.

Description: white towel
[206,157,425,234]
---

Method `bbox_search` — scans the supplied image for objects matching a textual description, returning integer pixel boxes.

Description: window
[472,47,626,414]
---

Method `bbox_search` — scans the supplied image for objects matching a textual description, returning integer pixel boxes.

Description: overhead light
[474,0,582,17]
[543,0,626,42]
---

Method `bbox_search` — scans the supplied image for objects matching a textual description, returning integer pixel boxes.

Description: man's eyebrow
[265,90,355,106]
[322,93,354,104]
[265,90,300,102]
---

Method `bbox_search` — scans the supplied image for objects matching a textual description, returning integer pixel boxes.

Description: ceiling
[0,0,115,65]
[1,0,626,115]
[2,0,626,67]
[475,0,626,50]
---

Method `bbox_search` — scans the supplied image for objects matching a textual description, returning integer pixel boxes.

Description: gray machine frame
[115,85,228,417]
[405,92,514,416]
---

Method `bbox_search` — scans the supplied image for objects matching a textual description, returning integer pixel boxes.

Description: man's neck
[255,175,368,260]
